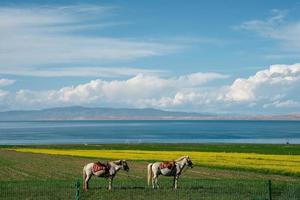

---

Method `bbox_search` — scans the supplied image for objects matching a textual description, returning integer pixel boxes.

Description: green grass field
[1,144,300,200]
[3,143,300,155]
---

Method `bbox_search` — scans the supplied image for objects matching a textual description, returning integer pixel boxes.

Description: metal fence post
[268,180,272,200]
[75,180,80,200]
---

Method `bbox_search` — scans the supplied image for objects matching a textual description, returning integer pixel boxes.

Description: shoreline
[1,138,300,145]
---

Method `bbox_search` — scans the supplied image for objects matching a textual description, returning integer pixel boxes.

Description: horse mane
[175,156,188,162]
[113,160,122,165]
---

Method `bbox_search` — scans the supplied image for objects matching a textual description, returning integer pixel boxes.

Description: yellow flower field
[10,148,300,175]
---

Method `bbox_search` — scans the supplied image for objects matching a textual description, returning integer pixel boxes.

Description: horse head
[185,156,193,168]
[121,160,129,172]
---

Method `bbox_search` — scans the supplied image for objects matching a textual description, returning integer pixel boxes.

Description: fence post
[268,180,272,200]
[75,180,80,200]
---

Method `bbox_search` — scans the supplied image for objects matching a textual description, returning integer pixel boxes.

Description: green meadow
[0,144,300,200]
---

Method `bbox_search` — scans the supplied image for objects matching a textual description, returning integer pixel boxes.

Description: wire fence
[0,179,299,200]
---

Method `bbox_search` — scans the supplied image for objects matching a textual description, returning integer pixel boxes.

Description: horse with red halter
[147,156,193,189]
[83,160,129,190]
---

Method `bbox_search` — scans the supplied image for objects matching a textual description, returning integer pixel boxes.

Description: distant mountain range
[0,106,299,121]
[0,106,210,120]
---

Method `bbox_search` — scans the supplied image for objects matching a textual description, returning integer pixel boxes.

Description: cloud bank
[12,72,227,110]
[223,64,300,102]
[1,64,300,113]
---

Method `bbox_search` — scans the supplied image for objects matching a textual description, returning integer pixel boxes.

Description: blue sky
[0,0,300,114]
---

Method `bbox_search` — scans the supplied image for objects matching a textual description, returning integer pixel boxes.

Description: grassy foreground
[9,148,300,176]
[1,144,300,200]
[7,143,300,176]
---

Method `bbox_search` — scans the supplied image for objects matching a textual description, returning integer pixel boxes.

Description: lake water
[0,120,300,145]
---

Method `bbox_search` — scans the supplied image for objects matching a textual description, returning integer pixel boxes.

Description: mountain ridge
[0,106,299,121]
[0,106,211,120]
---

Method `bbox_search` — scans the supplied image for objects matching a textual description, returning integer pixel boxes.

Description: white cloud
[7,72,227,109]
[0,90,9,102]
[223,63,300,102]
[0,79,15,87]
[1,64,300,113]
[236,9,287,38]
[0,66,165,78]
[0,5,179,69]
[0,5,224,79]
[263,100,300,109]
[140,90,219,111]
[177,72,228,86]
[236,9,300,54]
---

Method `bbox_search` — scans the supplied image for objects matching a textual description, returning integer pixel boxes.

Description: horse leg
[108,176,113,190]
[83,169,87,190]
[152,175,156,189]
[83,167,88,190]
[174,175,179,189]
[156,176,160,189]
[85,174,92,190]
[173,176,176,188]
[153,175,159,189]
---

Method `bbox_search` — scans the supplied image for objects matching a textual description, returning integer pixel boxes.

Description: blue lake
[0,120,300,145]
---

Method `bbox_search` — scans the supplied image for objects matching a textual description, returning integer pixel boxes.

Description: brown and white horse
[147,156,193,189]
[83,160,129,190]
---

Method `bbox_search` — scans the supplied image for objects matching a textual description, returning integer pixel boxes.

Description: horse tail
[82,166,87,188]
[147,163,153,186]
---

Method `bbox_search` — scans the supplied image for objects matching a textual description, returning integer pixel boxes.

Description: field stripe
[8,148,300,176]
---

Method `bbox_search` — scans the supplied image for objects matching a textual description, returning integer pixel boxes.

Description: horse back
[159,161,175,170]
[92,162,110,173]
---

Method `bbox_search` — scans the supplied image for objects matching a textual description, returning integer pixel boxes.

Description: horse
[82,160,129,190]
[147,155,193,189]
